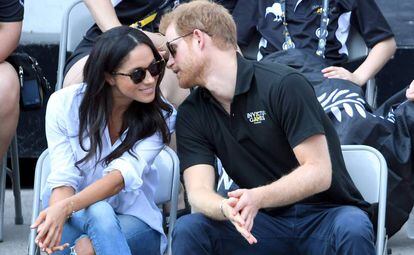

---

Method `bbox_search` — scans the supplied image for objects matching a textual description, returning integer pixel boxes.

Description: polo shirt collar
[234,53,254,96]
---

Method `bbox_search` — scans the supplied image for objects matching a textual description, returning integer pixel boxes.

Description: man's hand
[406,80,414,101]
[322,66,365,86]
[221,197,257,244]
[228,189,261,233]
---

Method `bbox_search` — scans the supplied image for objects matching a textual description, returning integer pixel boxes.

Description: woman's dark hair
[76,26,173,167]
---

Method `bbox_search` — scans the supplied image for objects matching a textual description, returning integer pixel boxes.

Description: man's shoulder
[252,61,303,89]
[177,88,206,118]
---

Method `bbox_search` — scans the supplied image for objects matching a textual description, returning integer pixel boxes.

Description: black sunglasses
[112,59,165,84]
[166,32,193,58]
[166,30,212,58]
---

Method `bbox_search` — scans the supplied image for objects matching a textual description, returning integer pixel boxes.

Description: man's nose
[167,56,175,69]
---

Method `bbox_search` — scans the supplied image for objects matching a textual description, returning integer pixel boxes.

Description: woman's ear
[104,72,116,86]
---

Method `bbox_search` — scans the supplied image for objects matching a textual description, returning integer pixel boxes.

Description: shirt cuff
[103,157,146,192]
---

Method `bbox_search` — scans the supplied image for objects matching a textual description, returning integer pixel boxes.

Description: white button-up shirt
[42,83,176,254]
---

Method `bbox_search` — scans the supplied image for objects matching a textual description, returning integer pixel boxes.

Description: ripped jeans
[54,201,160,255]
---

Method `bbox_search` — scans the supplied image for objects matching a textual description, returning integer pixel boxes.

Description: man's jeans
[172,204,375,255]
[54,201,160,255]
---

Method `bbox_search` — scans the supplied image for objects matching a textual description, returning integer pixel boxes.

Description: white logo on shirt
[265,3,283,23]
[246,111,267,124]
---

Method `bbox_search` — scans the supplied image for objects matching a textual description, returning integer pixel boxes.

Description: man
[0,0,23,162]
[160,1,375,254]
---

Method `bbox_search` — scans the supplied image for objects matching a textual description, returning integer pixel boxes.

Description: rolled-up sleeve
[45,92,82,192]
[103,106,177,192]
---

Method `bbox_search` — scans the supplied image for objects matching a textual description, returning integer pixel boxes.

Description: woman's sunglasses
[112,59,165,84]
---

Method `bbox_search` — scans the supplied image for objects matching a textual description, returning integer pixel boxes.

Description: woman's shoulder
[47,83,86,114]
[49,83,86,102]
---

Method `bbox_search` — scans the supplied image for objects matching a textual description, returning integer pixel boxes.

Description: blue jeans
[55,201,160,255]
[172,204,375,255]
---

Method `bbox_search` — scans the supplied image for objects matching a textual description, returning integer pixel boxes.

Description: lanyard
[279,0,330,57]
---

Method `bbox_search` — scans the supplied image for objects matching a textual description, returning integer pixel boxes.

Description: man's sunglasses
[112,59,165,84]
[166,30,211,58]
[166,32,193,58]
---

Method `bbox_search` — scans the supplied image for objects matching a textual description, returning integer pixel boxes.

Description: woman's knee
[0,62,19,110]
[74,236,95,255]
[63,55,88,88]
[84,201,119,231]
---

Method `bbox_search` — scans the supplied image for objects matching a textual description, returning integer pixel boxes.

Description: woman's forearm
[62,170,124,215]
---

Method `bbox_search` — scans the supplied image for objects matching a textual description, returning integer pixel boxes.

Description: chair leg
[0,155,7,242]
[10,136,23,225]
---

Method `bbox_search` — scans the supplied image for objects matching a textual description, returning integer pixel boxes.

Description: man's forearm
[353,37,396,85]
[188,188,228,221]
[254,163,331,209]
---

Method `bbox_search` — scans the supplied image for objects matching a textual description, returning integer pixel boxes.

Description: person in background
[31,26,176,255]
[234,0,396,87]
[0,0,23,162]
[406,80,414,101]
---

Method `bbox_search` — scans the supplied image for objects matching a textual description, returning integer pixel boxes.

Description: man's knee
[173,213,211,239]
[334,207,374,243]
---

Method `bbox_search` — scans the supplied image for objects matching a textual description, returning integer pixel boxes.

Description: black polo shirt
[233,0,394,65]
[176,54,370,214]
[0,0,24,22]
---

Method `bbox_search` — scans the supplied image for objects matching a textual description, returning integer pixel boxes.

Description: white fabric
[335,11,352,56]
[43,83,176,254]
[111,0,122,7]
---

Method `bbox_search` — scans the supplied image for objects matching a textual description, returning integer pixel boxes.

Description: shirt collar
[234,53,254,96]
[200,53,254,99]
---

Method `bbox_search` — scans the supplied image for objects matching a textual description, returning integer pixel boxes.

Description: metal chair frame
[0,135,23,242]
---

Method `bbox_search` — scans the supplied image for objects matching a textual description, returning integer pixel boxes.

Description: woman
[31,26,176,255]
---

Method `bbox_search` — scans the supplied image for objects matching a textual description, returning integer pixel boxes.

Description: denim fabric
[55,201,160,255]
[172,204,375,255]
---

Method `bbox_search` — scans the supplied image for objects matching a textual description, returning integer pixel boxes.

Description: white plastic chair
[56,0,94,91]
[341,145,388,255]
[28,146,180,255]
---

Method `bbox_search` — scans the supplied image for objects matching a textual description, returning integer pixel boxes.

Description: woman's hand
[322,66,365,86]
[406,80,414,101]
[31,199,72,253]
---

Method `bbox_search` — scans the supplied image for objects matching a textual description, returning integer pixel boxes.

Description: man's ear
[193,29,206,49]
[105,72,116,86]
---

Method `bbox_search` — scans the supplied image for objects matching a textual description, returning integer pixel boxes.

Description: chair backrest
[341,145,388,255]
[56,0,94,91]
[154,148,175,204]
[346,26,369,62]
[29,147,180,255]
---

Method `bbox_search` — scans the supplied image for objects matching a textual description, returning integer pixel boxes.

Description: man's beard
[177,55,205,89]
